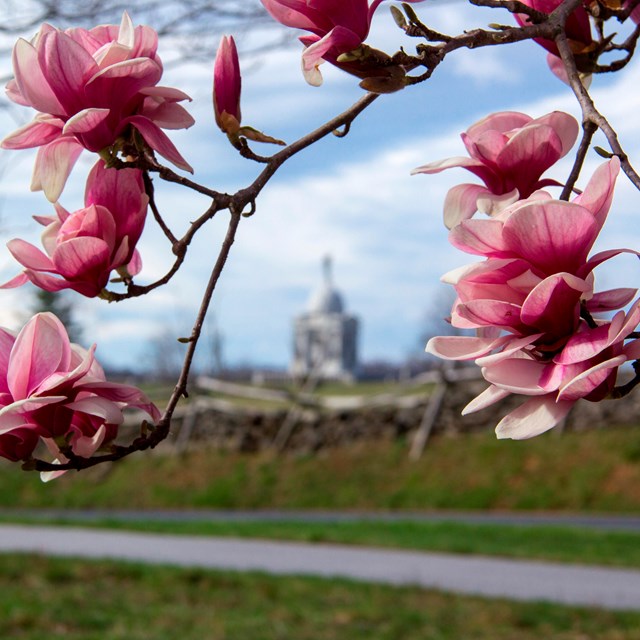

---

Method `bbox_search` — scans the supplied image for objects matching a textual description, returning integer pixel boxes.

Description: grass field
[3,427,640,511]
[2,554,640,639]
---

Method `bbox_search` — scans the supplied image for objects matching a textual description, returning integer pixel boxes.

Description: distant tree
[0,0,284,67]
[31,288,83,343]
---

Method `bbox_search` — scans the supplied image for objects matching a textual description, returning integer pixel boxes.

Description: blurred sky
[0,1,639,373]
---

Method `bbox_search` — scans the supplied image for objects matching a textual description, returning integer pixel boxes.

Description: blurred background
[1,1,640,638]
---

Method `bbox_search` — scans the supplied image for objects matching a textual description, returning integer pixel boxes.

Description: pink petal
[63,108,110,135]
[66,396,124,424]
[476,188,520,217]
[520,273,587,337]
[0,329,16,393]
[7,239,55,271]
[425,335,509,360]
[503,201,598,274]
[11,37,65,114]
[462,384,511,415]
[141,101,195,130]
[533,111,579,157]
[1,116,62,150]
[586,288,637,312]
[126,248,143,276]
[19,271,71,293]
[52,237,111,282]
[140,85,192,101]
[557,355,625,402]
[482,357,548,395]
[411,156,486,175]
[41,344,96,395]
[457,299,524,330]
[70,424,106,458]
[442,184,489,229]
[7,312,70,400]
[573,157,619,230]
[125,115,193,172]
[581,248,640,277]
[475,333,543,367]
[466,111,532,139]
[449,217,506,255]
[85,57,163,104]
[495,395,574,439]
[260,0,332,33]
[554,315,624,365]
[31,138,84,202]
[40,29,98,114]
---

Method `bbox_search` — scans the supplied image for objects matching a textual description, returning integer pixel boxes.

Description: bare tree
[0,0,288,65]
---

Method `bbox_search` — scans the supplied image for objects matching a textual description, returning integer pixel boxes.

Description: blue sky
[0,2,639,373]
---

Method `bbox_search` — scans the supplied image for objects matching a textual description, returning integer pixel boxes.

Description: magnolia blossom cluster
[0,313,159,478]
[421,111,640,439]
[1,12,195,298]
[0,13,188,469]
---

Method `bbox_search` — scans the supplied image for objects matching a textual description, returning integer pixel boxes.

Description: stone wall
[144,375,640,455]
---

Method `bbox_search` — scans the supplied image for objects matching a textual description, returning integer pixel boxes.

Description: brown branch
[555,31,640,191]
[560,120,597,200]
[143,171,178,245]
[611,361,640,399]
[104,92,379,302]
[29,210,243,473]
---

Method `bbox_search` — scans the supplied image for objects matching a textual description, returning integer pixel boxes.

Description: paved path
[1,524,639,611]
[4,508,640,531]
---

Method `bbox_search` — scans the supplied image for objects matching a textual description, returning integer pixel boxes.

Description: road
[0,523,639,611]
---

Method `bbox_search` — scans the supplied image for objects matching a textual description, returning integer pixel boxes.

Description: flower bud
[213,35,242,136]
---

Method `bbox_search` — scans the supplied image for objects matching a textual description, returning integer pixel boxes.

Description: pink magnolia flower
[1,12,194,202]
[260,0,424,85]
[428,158,632,355]
[426,158,640,438]
[213,35,241,136]
[448,158,625,280]
[514,0,594,83]
[2,159,149,297]
[471,301,640,439]
[0,312,160,472]
[514,0,593,57]
[413,111,579,228]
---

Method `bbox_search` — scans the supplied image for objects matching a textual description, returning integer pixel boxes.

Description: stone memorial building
[291,256,359,381]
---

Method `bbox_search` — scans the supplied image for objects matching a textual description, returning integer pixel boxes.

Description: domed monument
[291,256,359,381]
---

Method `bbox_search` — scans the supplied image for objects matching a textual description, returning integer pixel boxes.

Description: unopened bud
[390,5,407,29]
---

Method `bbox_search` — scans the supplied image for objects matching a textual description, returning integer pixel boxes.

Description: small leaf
[402,2,419,23]
[239,126,286,146]
[390,5,407,29]
[594,146,613,158]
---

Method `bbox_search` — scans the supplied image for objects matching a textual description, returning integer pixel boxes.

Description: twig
[143,171,178,245]
[560,120,597,201]
[555,31,640,191]
[29,210,243,472]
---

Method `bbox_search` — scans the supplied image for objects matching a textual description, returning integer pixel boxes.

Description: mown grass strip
[1,553,639,639]
[4,429,640,512]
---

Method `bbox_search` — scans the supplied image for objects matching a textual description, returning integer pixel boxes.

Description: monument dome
[291,256,359,381]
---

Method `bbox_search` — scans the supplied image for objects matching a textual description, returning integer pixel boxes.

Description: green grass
[4,427,640,512]
[8,517,640,569]
[1,554,639,639]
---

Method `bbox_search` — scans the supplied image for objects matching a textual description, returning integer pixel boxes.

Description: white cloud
[0,8,640,371]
